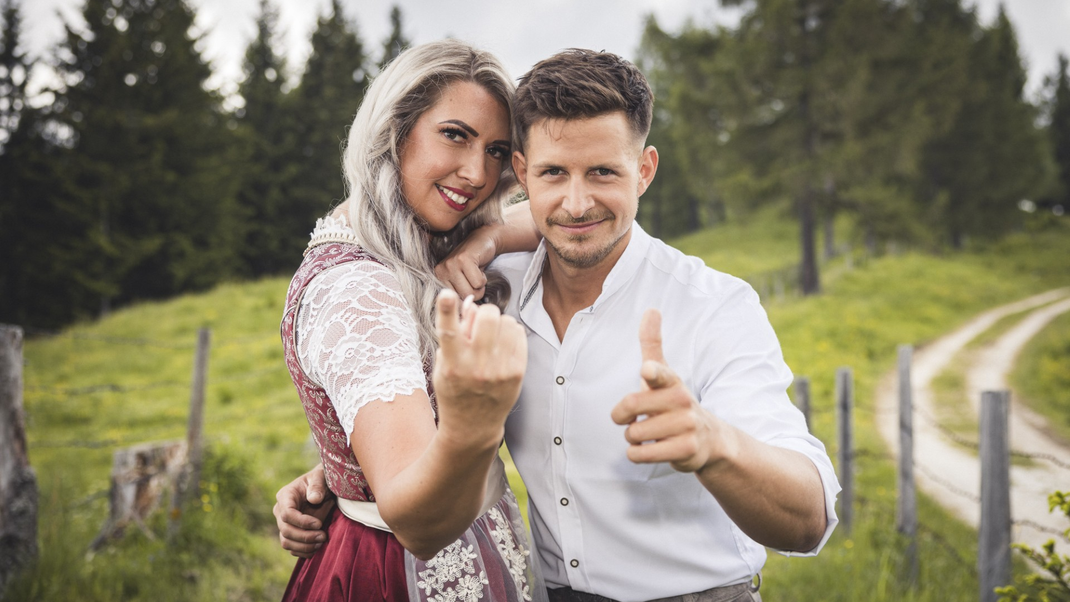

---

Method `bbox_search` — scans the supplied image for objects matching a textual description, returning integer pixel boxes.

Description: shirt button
[570,559,579,568]
[560,497,569,506]
[553,436,562,445]
[555,376,565,385]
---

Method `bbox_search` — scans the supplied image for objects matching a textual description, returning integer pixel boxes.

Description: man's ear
[512,151,529,194]
[636,146,659,198]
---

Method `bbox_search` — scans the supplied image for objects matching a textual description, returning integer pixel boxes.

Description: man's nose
[562,178,595,218]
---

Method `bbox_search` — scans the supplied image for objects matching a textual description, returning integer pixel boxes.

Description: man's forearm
[696,424,828,552]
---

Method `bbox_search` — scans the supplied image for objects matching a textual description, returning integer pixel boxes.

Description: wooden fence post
[836,367,854,534]
[0,325,38,598]
[168,327,211,539]
[979,390,1011,602]
[896,345,918,586]
[793,377,812,431]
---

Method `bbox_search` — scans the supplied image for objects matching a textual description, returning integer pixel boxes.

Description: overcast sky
[18,0,1070,101]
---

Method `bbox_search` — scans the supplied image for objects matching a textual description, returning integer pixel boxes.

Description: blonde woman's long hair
[342,39,516,356]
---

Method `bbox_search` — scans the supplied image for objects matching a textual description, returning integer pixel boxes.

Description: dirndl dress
[280,217,545,602]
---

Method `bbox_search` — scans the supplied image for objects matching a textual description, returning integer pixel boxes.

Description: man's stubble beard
[545,218,628,269]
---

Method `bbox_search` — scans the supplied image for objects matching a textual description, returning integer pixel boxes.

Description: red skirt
[282,492,545,602]
[282,506,409,601]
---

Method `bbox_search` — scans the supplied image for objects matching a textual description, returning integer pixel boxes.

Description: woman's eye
[487,146,507,159]
[442,127,467,141]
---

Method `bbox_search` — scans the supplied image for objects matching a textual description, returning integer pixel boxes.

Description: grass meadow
[6,214,1070,601]
[1012,310,1070,446]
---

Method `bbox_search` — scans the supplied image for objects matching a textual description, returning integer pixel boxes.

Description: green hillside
[1012,310,1070,446]
[8,215,1070,601]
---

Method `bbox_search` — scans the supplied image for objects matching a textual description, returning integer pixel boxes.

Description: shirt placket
[552,309,590,591]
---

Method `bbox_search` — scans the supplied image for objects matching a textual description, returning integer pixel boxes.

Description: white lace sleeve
[295,260,428,439]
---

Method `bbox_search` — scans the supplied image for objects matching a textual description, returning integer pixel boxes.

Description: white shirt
[493,224,840,602]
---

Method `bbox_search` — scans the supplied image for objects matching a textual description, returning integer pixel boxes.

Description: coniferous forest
[0,0,408,329]
[1,0,1069,328]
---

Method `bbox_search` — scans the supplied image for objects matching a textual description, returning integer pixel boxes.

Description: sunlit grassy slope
[1012,309,1070,446]
[10,215,1070,601]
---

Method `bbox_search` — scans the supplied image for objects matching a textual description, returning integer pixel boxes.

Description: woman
[280,39,544,601]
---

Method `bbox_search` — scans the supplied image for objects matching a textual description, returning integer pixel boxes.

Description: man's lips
[555,220,605,235]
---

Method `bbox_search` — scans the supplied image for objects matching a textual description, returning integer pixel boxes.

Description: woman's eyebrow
[440,119,479,137]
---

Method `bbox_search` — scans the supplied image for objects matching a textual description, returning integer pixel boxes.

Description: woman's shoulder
[306,214,362,252]
[309,256,404,303]
[299,213,400,287]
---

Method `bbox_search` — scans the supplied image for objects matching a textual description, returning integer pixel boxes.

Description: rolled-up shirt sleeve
[695,279,840,557]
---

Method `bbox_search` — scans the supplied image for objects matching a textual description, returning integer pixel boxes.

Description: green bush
[997,491,1070,602]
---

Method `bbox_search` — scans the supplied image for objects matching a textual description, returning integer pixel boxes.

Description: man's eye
[543,168,563,177]
[594,168,614,176]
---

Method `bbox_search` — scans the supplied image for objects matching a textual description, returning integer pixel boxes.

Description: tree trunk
[823,213,836,260]
[0,325,38,598]
[688,194,701,233]
[89,441,186,551]
[797,5,820,297]
[823,176,837,260]
[799,187,821,295]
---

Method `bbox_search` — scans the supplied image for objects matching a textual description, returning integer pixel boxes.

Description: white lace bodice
[295,256,428,439]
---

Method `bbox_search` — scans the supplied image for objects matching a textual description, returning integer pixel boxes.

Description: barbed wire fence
[8,317,1070,594]
[793,343,1070,602]
[5,324,291,553]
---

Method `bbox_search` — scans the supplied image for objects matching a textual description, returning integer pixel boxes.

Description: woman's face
[399,80,511,232]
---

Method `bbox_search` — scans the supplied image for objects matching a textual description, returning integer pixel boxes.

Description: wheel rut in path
[875,288,1070,556]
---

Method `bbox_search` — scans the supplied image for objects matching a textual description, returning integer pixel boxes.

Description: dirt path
[875,288,1070,557]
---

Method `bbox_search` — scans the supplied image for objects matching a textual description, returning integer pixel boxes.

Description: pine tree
[289,0,368,248]
[1045,54,1070,209]
[0,0,98,327]
[641,0,946,290]
[821,0,935,250]
[921,5,1053,247]
[701,0,856,294]
[54,0,242,313]
[636,16,725,239]
[234,0,297,276]
[0,0,25,146]
[378,5,410,71]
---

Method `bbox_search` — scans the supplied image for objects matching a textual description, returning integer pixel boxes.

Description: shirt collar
[519,222,652,314]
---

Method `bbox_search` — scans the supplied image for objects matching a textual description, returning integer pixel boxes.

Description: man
[277,49,839,602]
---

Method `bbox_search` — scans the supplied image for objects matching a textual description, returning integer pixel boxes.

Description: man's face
[513,112,658,270]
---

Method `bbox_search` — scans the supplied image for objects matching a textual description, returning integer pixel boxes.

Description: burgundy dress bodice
[280,242,436,501]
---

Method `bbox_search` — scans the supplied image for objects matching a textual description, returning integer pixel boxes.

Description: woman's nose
[456,150,488,189]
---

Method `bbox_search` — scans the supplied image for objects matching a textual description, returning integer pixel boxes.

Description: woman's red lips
[436,185,469,212]
[440,185,474,199]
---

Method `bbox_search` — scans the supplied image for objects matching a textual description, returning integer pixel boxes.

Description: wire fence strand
[23,326,278,351]
[1013,519,1070,544]
[914,463,981,503]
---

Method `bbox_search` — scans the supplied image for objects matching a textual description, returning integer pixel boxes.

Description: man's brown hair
[513,48,654,151]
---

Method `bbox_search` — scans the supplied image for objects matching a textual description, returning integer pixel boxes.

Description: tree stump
[0,325,38,598]
[88,440,187,551]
